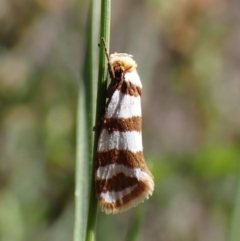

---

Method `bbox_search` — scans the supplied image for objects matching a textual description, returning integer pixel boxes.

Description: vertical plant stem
[85,0,111,241]
[74,81,88,241]
[74,0,100,240]
[125,206,144,241]
[228,173,240,241]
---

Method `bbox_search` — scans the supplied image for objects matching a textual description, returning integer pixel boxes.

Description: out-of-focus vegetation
[0,0,240,241]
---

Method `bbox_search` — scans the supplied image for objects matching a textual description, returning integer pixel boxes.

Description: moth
[95,38,154,214]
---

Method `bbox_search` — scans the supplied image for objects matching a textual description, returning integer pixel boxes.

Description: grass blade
[85,0,111,240]
[73,0,100,240]
[228,173,240,241]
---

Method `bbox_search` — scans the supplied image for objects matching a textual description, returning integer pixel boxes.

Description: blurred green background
[1,0,240,241]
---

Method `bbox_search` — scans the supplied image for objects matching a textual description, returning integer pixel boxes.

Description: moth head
[110,53,137,76]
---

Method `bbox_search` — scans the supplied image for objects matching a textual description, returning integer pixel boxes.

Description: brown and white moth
[95,39,154,214]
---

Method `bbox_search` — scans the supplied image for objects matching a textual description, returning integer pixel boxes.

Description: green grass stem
[85,0,111,241]
[73,0,101,240]
[125,206,144,241]
[228,172,240,241]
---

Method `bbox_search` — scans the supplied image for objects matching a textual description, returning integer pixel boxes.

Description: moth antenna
[101,37,110,62]
[101,37,115,79]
